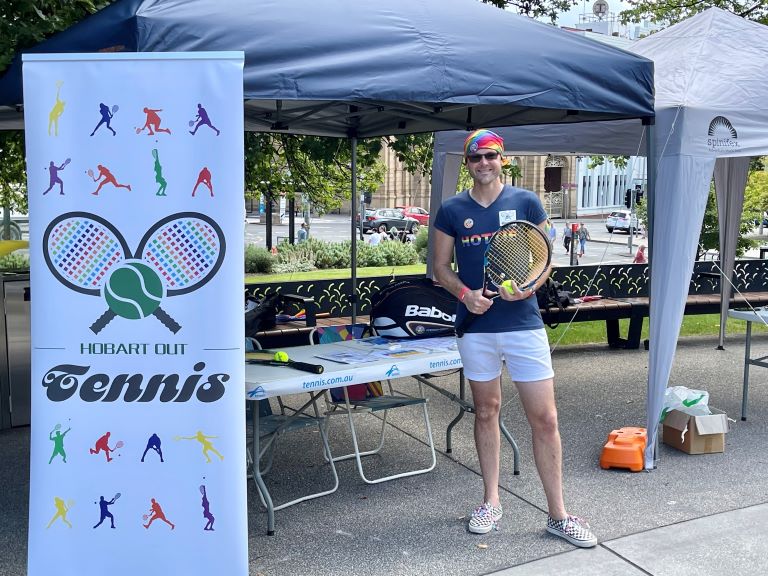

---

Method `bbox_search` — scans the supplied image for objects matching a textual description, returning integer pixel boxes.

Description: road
[245,213,645,266]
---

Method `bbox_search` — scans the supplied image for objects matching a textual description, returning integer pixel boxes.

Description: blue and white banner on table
[23,52,247,575]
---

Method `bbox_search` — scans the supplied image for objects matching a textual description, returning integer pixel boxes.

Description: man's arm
[432,228,494,315]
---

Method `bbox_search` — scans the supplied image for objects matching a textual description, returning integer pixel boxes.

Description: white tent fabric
[430,8,768,469]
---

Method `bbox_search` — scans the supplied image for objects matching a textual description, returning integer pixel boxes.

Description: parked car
[362,208,419,234]
[395,205,430,225]
[356,208,378,231]
[606,210,639,233]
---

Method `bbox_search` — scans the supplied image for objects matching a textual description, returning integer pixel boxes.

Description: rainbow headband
[464,129,505,157]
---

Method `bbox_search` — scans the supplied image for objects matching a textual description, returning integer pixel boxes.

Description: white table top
[727,308,768,322]
[245,336,462,400]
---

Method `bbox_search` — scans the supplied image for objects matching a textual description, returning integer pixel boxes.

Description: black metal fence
[244,259,768,317]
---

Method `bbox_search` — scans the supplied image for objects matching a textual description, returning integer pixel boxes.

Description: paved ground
[4,332,768,575]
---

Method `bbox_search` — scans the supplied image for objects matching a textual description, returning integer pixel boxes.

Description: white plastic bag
[661,386,711,421]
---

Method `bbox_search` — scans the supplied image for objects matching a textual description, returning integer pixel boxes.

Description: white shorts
[457,329,554,383]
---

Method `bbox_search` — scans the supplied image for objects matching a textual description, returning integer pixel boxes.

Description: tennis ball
[501,279,514,290]
[104,262,164,320]
[274,351,289,362]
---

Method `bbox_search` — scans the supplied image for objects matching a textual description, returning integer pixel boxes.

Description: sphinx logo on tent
[707,116,740,151]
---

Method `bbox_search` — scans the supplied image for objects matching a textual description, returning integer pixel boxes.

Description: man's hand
[499,280,536,302]
[463,289,495,315]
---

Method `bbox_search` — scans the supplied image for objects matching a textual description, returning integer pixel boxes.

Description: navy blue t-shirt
[433,185,548,334]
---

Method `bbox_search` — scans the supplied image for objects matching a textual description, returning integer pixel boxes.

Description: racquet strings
[140,218,221,290]
[47,218,125,289]
[486,224,550,289]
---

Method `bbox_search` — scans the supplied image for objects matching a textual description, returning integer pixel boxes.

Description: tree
[619,0,768,26]
[697,185,756,260]
[742,169,768,232]
[482,0,579,23]
[244,133,386,215]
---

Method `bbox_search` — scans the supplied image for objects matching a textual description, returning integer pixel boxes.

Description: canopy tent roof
[0,0,654,136]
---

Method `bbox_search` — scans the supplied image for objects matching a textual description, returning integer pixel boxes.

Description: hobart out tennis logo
[43,211,225,334]
[707,116,740,151]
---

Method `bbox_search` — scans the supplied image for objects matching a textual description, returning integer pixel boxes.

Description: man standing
[297,222,309,243]
[432,129,597,547]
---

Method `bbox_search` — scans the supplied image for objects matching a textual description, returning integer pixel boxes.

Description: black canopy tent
[0,0,655,320]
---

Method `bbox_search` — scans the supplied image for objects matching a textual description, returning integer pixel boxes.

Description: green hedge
[244,237,419,274]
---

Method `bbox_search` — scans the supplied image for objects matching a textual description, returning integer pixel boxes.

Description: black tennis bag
[370,278,456,338]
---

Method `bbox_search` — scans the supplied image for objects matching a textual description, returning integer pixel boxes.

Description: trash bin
[0,272,30,429]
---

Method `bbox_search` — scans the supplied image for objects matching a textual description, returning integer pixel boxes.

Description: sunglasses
[466,151,501,163]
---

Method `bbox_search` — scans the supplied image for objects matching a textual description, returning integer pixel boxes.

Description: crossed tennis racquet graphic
[43,211,226,334]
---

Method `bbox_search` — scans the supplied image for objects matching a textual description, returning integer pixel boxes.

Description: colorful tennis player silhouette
[136,107,171,135]
[200,485,215,531]
[141,433,164,462]
[90,103,117,136]
[189,103,220,136]
[89,431,123,462]
[46,497,72,529]
[152,149,167,196]
[48,81,65,137]
[48,424,71,464]
[93,494,118,529]
[90,164,132,196]
[175,430,224,463]
[192,167,213,197]
[43,159,70,195]
[143,498,174,530]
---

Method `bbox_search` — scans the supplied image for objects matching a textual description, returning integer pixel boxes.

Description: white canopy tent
[430,8,768,469]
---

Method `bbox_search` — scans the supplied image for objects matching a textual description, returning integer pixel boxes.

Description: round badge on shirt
[464,218,473,229]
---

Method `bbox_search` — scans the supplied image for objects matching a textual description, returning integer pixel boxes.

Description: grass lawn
[546,314,764,346]
[245,263,427,284]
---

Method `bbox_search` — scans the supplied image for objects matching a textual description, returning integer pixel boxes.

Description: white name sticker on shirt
[499,210,517,226]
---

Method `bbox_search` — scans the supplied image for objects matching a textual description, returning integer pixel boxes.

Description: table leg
[445,371,467,453]
[251,408,276,535]
[742,321,752,421]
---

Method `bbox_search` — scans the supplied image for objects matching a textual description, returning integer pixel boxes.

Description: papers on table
[313,336,458,364]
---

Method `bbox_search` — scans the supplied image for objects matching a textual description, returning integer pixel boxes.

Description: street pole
[570,222,579,266]
[628,188,635,255]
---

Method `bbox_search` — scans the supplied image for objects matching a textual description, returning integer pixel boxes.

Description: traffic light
[636,190,644,205]
[624,189,632,208]
[363,190,372,205]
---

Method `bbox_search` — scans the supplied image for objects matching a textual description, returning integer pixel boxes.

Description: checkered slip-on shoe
[546,515,598,548]
[468,502,503,534]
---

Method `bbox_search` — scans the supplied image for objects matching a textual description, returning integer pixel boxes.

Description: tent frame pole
[350,134,358,324]
[645,119,658,469]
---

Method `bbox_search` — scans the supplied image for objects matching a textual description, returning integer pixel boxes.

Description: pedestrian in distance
[297,222,309,243]
[577,222,591,258]
[563,222,572,254]
[432,128,597,548]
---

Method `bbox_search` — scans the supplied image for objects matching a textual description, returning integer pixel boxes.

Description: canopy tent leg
[350,134,358,324]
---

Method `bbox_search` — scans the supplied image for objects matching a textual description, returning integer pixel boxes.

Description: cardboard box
[662,408,729,454]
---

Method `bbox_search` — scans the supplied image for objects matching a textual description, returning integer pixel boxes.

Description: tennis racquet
[114,441,124,449]
[62,158,71,168]
[111,105,119,115]
[188,120,195,127]
[113,492,121,501]
[87,168,95,179]
[455,220,551,338]
[246,351,324,374]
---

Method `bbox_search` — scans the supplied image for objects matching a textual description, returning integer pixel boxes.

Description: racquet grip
[455,312,478,338]
[290,361,324,374]
[153,307,181,334]
[90,310,116,334]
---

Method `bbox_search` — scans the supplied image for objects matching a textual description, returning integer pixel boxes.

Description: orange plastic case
[600,427,647,472]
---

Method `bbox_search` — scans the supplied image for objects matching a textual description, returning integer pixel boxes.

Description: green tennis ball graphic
[104,262,164,320]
